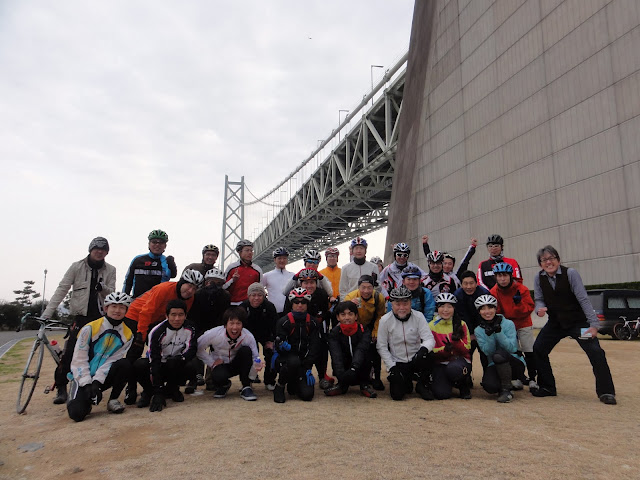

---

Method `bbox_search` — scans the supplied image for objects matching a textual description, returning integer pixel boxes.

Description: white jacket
[339,260,378,298]
[378,261,426,298]
[376,310,435,370]
[197,326,260,367]
[262,268,294,312]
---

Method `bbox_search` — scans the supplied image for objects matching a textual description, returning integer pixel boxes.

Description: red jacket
[224,261,263,304]
[490,282,534,329]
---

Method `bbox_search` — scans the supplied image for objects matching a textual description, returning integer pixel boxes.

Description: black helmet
[486,234,503,245]
[236,239,253,252]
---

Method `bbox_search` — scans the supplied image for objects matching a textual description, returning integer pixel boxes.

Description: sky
[0,1,415,302]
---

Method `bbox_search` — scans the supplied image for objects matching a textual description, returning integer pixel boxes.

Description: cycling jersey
[123,252,177,298]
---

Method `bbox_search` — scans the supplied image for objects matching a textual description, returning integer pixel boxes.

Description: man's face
[539,252,560,276]
[89,248,108,262]
[443,258,454,273]
[180,283,197,299]
[337,310,357,325]
[479,305,497,322]
[105,303,127,321]
[496,272,511,287]
[352,245,366,259]
[391,298,411,318]
[203,251,218,265]
[304,260,319,270]
[248,292,264,308]
[437,302,454,319]
[291,299,308,313]
[167,308,186,329]
[461,277,477,295]
[225,318,243,339]
[429,261,443,274]
[301,279,317,294]
[325,254,338,267]
[395,253,408,266]
[149,239,167,255]
[487,243,503,257]
[403,276,420,291]
[239,246,253,263]
[274,255,288,269]
[358,282,374,300]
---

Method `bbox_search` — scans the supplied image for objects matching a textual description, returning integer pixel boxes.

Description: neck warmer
[87,255,105,270]
[394,261,407,271]
[340,322,359,336]
[354,257,365,266]
[292,311,308,322]
[106,315,123,327]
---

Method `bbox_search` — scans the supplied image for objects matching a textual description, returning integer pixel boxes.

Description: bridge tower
[220,175,244,270]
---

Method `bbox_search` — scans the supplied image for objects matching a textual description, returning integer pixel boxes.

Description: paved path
[0,330,37,359]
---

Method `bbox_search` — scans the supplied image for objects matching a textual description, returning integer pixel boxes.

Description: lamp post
[370,64,384,105]
[338,109,349,142]
[40,269,48,316]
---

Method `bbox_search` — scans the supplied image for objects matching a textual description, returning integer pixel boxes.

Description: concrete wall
[388,0,640,286]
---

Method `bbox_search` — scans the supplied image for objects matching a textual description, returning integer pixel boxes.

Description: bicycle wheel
[613,323,631,341]
[16,338,45,414]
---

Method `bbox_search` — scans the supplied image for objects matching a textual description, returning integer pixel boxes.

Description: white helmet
[104,292,132,308]
[205,268,226,281]
[435,292,457,305]
[288,287,312,303]
[181,269,204,287]
[474,294,498,310]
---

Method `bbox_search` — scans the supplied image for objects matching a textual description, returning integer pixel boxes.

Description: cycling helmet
[427,250,444,263]
[297,269,319,281]
[181,269,204,287]
[273,246,290,258]
[435,292,457,305]
[205,268,226,281]
[88,236,110,253]
[148,229,169,242]
[303,249,322,262]
[393,242,411,255]
[389,285,412,301]
[350,237,368,248]
[325,247,340,257]
[104,291,132,307]
[370,256,383,265]
[492,262,513,274]
[288,287,312,303]
[474,294,498,310]
[236,239,253,252]
[202,244,219,254]
[443,252,456,262]
[486,234,504,245]
[401,265,422,278]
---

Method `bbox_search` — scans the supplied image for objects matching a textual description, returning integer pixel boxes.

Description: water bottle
[253,357,262,367]
[50,340,63,359]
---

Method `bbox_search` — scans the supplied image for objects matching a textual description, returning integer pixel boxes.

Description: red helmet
[288,287,312,302]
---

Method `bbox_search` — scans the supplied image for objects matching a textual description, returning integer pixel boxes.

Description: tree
[13,280,41,314]
[0,301,22,330]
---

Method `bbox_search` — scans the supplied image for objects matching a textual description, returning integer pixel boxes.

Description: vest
[538,266,587,329]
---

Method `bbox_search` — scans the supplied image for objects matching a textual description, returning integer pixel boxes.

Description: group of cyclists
[41,229,617,421]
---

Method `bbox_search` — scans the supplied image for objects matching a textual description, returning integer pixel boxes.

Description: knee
[492,351,510,365]
[67,399,91,422]
[389,382,405,401]
[297,382,314,401]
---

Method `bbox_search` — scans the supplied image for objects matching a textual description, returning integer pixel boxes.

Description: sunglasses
[291,299,306,305]
[396,253,409,258]
[150,240,166,245]
[305,260,320,264]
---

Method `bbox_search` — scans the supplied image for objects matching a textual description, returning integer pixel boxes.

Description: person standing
[183,244,219,275]
[224,239,263,305]
[319,247,341,302]
[532,246,616,404]
[476,234,521,290]
[262,247,294,315]
[339,237,378,298]
[123,229,177,298]
[378,242,426,298]
[42,236,116,405]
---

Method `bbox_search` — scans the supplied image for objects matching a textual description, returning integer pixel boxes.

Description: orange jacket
[319,266,341,298]
[490,282,534,329]
[127,281,194,339]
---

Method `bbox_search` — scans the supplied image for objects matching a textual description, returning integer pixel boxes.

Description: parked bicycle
[613,316,640,341]
[16,316,69,414]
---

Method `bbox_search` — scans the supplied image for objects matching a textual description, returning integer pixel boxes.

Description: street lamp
[370,64,384,105]
[40,269,48,316]
[338,109,349,142]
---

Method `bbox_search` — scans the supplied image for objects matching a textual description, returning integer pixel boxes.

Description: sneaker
[53,387,67,405]
[319,378,332,390]
[531,387,557,397]
[324,385,343,396]
[124,386,137,405]
[250,376,262,384]
[107,399,126,413]
[196,374,205,386]
[136,391,152,408]
[184,381,196,394]
[497,390,514,403]
[415,382,434,401]
[528,380,539,391]
[511,379,524,391]
[170,389,184,402]
[240,386,258,401]
[360,385,378,398]
[273,384,286,403]
[265,383,276,391]
[213,381,232,398]
[458,385,472,400]
[323,374,335,385]
[371,378,385,391]
[599,394,617,405]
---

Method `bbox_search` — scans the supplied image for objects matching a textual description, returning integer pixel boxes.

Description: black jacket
[240,299,278,344]
[275,313,321,370]
[188,285,231,337]
[327,324,371,378]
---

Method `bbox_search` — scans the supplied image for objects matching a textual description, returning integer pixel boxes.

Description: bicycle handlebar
[28,316,71,330]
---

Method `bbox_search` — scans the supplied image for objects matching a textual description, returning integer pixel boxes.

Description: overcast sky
[0,1,414,302]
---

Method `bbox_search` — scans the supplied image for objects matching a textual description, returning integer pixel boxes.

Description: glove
[270,351,279,370]
[413,346,430,361]
[443,338,454,352]
[493,323,502,334]
[341,367,357,386]
[90,381,103,405]
[305,369,315,386]
[387,365,404,384]
[279,340,291,352]
[133,332,145,349]
[95,281,103,292]
[513,292,522,305]
[292,273,299,281]
[166,256,177,277]
[482,323,495,336]
[150,393,166,412]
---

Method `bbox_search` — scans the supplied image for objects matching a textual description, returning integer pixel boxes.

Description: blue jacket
[454,285,491,332]
[474,315,525,367]
[386,287,435,322]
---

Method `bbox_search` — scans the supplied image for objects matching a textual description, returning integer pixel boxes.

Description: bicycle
[16,316,69,414]
[613,316,640,341]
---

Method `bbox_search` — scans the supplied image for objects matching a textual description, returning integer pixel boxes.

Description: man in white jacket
[197,306,263,401]
[339,237,378,298]
[377,286,436,401]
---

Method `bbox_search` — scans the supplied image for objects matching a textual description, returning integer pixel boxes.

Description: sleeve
[512,285,534,317]
[282,278,296,296]
[123,257,137,296]
[422,241,431,258]
[196,329,216,367]
[303,321,322,370]
[352,328,372,370]
[136,286,164,340]
[245,331,260,360]
[533,274,546,313]
[327,329,346,378]
[474,325,495,358]
[267,304,279,341]
[321,276,333,296]
[416,315,436,351]
[495,319,519,354]
[338,266,350,299]
[182,325,198,361]
[451,322,471,355]
[166,255,177,279]
[102,265,116,297]
[43,264,76,318]
[376,315,395,370]
[70,325,93,386]
[372,293,386,337]
[477,262,486,289]
[149,325,165,388]
[274,317,289,345]
[378,267,390,298]
[456,245,476,277]
[567,268,599,327]
[93,331,132,385]
[513,260,522,281]
[424,290,436,323]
